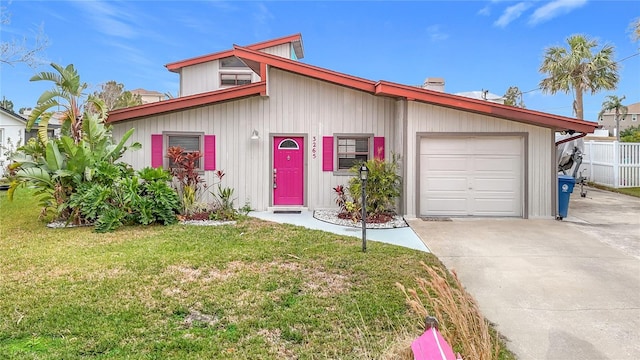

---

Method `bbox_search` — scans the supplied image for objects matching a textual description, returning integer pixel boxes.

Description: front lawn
[0,188,513,359]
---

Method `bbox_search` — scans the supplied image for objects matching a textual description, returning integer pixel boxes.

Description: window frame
[219,72,253,87]
[164,132,204,171]
[335,134,373,173]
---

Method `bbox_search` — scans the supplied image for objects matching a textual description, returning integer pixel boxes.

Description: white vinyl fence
[579,141,640,188]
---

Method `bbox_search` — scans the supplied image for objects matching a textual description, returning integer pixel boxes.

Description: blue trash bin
[557,175,576,219]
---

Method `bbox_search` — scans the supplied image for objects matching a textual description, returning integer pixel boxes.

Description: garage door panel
[473,156,519,172]
[423,156,468,171]
[473,198,519,215]
[474,137,522,155]
[474,178,518,192]
[421,139,469,155]
[419,136,523,217]
[423,177,468,192]
[422,196,468,215]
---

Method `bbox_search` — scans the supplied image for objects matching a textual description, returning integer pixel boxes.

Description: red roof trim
[232,46,377,93]
[165,33,302,72]
[374,81,597,133]
[106,82,266,123]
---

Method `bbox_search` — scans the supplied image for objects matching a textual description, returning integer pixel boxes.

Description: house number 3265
[312,136,317,159]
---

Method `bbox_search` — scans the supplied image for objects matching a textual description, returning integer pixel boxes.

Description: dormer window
[220,73,252,86]
[220,56,247,68]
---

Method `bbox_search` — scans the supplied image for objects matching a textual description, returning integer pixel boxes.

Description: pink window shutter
[374,137,385,160]
[322,136,334,171]
[151,134,163,168]
[204,135,216,171]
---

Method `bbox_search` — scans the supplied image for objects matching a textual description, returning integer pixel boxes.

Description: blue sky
[1,0,638,121]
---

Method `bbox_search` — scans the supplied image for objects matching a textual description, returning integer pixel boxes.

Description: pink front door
[273,137,304,206]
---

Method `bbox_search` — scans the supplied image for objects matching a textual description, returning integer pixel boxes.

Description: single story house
[107,34,597,219]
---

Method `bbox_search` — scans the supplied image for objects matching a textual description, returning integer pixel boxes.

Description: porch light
[250,129,260,140]
[359,164,369,181]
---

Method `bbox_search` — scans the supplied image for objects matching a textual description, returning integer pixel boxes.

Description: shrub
[620,125,640,142]
[333,154,402,222]
[69,164,179,232]
[166,146,204,215]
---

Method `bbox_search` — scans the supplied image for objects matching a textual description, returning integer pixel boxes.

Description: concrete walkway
[407,187,640,360]
[249,210,429,252]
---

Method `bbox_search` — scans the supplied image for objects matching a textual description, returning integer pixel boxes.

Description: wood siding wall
[259,44,291,58]
[179,44,294,96]
[405,102,554,218]
[113,68,397,211]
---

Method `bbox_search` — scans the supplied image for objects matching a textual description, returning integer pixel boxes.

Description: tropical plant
[210,170,239,221]
[9,112,141,222]
[620,125,640,143]
[69,165,179,232]
[27,63,106,144]
[166,146,204,215]
[333,154,402,223]
[348,154,401,217]
[539,34,619,120]
[598,95,628,141]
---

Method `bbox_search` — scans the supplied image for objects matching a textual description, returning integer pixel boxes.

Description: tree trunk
[575,90,584,120]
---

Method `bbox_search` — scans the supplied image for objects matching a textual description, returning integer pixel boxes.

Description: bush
[69,164,179,232]
[333,154,402,222]
[620,125,640,142]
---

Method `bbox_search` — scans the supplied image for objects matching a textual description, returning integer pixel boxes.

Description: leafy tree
[503,86,525,108]
[598,95,628,141]
[0,5,48,68]
[27,63,106,144]
[620,125,640,143]
[539,34,619,120]
[0,96,13,111]
[93,80,142,111]
[631,18,640,42]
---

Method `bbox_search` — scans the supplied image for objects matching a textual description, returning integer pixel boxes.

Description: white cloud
[529,0,588,25]
[426,25,449,42]
[252,3,274,38]
[494,2,532,28]
[72,0,136,39]
[478,6,491,16]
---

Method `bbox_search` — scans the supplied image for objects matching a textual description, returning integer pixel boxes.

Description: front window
[337,136,370,170]
[220,73,252,86]
[167,134,202,169]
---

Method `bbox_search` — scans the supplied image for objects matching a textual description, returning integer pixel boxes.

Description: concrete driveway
[407,187,640,360]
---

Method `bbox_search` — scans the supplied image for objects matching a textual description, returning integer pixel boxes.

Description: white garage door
[419,136,523,217]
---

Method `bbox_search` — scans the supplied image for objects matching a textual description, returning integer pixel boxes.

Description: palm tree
[27,63,106,144]
[599,95,628,141]
[539,34,619,120]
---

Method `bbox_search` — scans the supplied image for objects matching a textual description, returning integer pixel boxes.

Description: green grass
[587,182,640,198]
[0,188,515,359]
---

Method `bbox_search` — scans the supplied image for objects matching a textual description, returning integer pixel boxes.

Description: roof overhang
[165,33,304,72]
[106,82,266,124]
[374,81,597,133]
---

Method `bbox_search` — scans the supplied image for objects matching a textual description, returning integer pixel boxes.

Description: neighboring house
[455,90,505,104]
[107,34,597,219]
[0,107,26,175]
[598,102,640,136]
[131,88,165,104]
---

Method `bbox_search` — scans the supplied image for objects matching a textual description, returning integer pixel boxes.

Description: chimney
[422,77,445,92]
